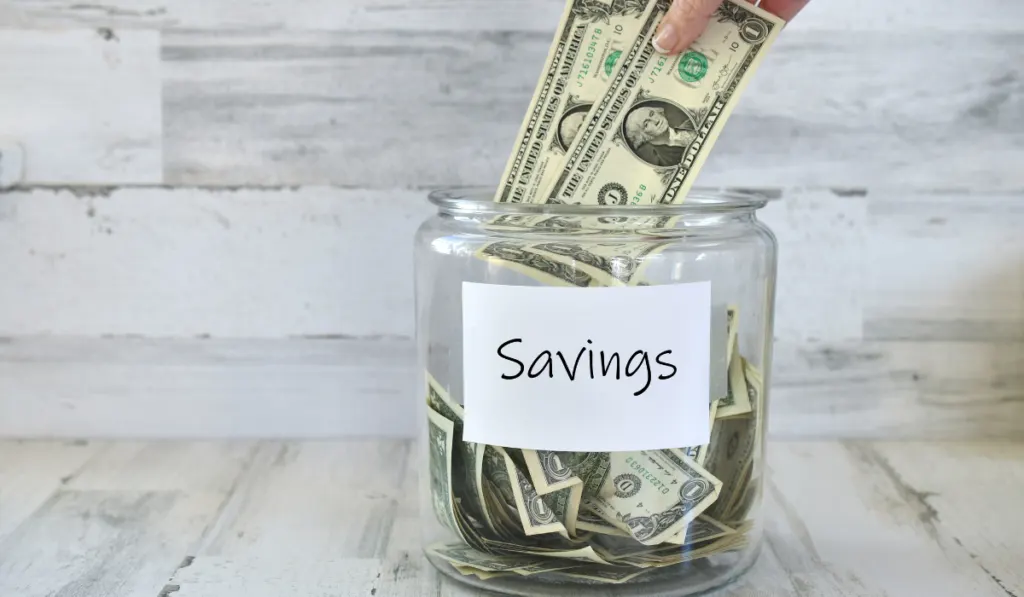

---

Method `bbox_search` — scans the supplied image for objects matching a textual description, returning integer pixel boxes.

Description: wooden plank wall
[0,0,1021,439]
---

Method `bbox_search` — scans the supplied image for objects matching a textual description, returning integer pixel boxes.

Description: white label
[461,281,711,452]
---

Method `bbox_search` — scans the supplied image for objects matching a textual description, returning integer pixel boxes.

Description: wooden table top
[0,439,1021,596]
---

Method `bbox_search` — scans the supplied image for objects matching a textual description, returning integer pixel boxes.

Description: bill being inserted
[513,0,784,205]
[493,0,667,204]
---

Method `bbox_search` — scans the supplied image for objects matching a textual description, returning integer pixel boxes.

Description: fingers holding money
[652,0,723,56]
[758,0,812,21]
[653,0,810,55]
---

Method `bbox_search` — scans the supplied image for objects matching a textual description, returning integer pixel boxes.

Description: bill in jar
[543,0,784,205]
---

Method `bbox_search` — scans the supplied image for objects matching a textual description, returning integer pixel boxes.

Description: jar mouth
[428,186,769,215]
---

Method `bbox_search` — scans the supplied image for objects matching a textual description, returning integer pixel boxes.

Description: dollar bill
[591,535,662,561]
[530,241,669,285]
[725,304,738,368]
[481,479,520,541]
[576,506,630,537]
[484,538,615,566]
[584,450,721,545]
[508,453,573,536]
[426,373,499,536]
[745,356,765,448]
[630,533,749,568]
[482,448,529,537]
[485,537,568,554]
[721,357,765,522]
[510,463,585,539]
[483,213,677,236]
[527,545,611,565]
[716,342,753,418]
[427,407,462,538]
[553,565,652,584]
[429,542,546,571]
[465,443,500,536]
[673,398,719,466]
[542,0,784,205]
[553,483,585,537]
[482,443,583,540]
[704,401,757,521]
[720,457,753,520]
[662,514,735,546]
[522,450,588,495]
[510,560,581,576]
[476,241,626,287]
[494,0,664,204]
[747,357,766,487]
[675,445,700,462]
[426,371,464,422]
[453,564,517,580]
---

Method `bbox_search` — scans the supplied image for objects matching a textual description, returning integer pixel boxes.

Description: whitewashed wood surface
[2,0,1022,33]
[0,439,1021,596]
[0,0,1021,439]
[0,2,1021,187]
[158,29,1024,189]
[0,30,162,184]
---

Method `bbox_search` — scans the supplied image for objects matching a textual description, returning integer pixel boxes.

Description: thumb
[653,0,726,55]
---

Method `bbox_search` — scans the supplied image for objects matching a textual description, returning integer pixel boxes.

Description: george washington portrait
[556,103,593,151]
[622,99,698,168]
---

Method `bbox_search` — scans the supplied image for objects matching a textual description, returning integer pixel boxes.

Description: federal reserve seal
[677,51,708,83]
[613,473,642,499]
[597,182,628,205]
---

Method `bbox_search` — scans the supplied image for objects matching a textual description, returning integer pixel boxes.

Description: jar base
[426,540,762,597]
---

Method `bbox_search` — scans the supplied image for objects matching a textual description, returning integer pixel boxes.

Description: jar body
[413,190,777,596]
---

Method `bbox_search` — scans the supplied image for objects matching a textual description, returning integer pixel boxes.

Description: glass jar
[413,188,777,596]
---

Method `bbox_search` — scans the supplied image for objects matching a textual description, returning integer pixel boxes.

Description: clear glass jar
[413,188,777,596]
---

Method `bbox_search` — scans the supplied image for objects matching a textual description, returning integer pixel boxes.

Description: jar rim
[427,187,770,215]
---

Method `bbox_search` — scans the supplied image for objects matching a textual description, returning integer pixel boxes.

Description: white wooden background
[0,0,1021,439]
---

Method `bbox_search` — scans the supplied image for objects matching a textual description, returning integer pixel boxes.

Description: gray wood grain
[2,439,1020,596]
[0,30,162,185]
[161,29,1024,188]
[0,336,1021,439]
[0,337,417,438]
[0,2,1021,445]
[770,339,1024,439]
[873,441,1024,595]
[2,0,1021,32]
[0,442,253,597]
[0,186,434,338]
[0,440,103,542]
[168,441,433,595]
[763,441,1015,597]
[866,192,1024,342]
[3,187,1017,345]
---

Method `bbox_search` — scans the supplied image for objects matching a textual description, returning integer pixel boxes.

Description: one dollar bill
[584,450,721,546]
[543,0,784,205]
[494,0,665,204]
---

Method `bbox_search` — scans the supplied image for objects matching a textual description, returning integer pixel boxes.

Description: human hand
[652,0,810,55]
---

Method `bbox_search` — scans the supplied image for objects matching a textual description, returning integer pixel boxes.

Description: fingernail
[653,24,677,54]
